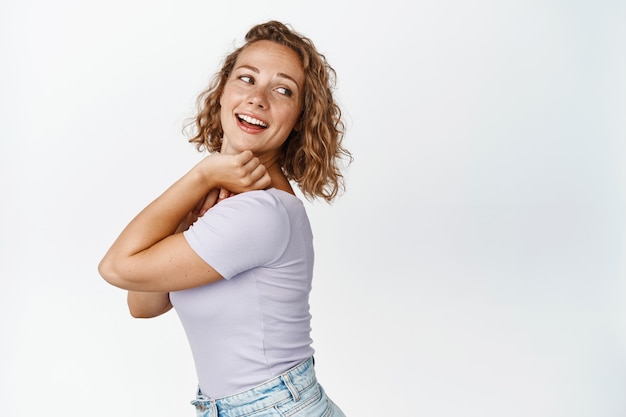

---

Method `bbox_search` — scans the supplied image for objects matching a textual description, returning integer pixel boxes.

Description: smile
[237,114,268,128]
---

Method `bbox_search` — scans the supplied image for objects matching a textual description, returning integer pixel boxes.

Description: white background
[1,1,625,416]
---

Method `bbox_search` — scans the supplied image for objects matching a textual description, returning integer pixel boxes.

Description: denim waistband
[191,357,317,416]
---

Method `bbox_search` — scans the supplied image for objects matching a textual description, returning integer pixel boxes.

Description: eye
[275,86,293,97]
[239,75,254,84]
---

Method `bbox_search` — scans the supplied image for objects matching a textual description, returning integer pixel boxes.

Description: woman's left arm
[127,291,173,318]
[98,151,270,293]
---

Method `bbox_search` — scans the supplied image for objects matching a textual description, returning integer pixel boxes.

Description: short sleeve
[183,190,290,279]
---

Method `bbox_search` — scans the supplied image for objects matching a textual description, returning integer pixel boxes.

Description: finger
[240,153,261,173]
[259,172,272,189]
[250,163,269,183]
[217,189,237,203]
[191,196,206,215]
[198,188,220,216]
[218,187,230,201]
[235,150,254,165]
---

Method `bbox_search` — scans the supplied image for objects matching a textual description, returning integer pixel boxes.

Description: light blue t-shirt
[171,188,315,398]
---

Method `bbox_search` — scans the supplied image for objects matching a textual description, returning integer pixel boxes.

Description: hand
[197,150,272,195]
[218,188,236,203]
[176,151,270,232]
[175,188,219,233]
[211,150,270,204]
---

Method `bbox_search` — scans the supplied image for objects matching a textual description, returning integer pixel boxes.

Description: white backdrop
[1,1,625,416]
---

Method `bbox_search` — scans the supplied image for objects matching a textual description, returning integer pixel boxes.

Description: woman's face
[219,40,305,164]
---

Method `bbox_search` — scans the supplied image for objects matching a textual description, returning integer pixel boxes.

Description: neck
[218,143,294,195]
[265,160,295,195]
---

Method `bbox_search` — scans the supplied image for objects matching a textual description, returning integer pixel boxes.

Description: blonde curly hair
[186,21,351,202]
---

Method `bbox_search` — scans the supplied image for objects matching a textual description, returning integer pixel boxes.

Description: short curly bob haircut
[186,20,351,202]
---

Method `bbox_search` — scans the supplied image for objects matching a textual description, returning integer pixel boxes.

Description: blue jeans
[190,358,345,416]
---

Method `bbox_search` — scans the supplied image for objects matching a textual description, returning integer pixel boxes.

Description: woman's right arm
[124,183,220,319]
[127,291,172,318]
[99,151,270,293]
[124,191,213,319]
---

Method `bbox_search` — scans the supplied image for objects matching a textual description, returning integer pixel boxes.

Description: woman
[99,20,350,416]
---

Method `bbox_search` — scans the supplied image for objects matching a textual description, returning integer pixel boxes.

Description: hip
[190,358,345,417]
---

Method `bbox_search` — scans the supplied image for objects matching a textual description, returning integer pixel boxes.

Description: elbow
[128,306,170,319]
[127,294,172,319]
[98,257,132,290]
[128,306,155,319]
[98,257,118,286]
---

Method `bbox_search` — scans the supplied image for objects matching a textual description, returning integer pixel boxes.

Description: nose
[247,86,268,108]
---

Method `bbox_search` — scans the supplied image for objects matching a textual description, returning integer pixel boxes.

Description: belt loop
[281,371,301,402]
[191,398,217,416]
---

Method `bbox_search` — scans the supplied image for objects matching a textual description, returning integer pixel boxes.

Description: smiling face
[219,40,305,164]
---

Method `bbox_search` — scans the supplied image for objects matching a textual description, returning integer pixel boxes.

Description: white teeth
[238,114,267,128]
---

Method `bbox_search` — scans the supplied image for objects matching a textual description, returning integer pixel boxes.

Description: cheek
[219,101,226,118]
[219,89,229,107]
[220,82,236,107]
[282,104,302,127]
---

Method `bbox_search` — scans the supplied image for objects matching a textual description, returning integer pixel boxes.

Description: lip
[235,112,269,134]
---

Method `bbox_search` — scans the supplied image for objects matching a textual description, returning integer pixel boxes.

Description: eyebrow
[235,64,301,89]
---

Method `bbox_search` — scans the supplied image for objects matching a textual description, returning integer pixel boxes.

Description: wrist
[190,155,219,191]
